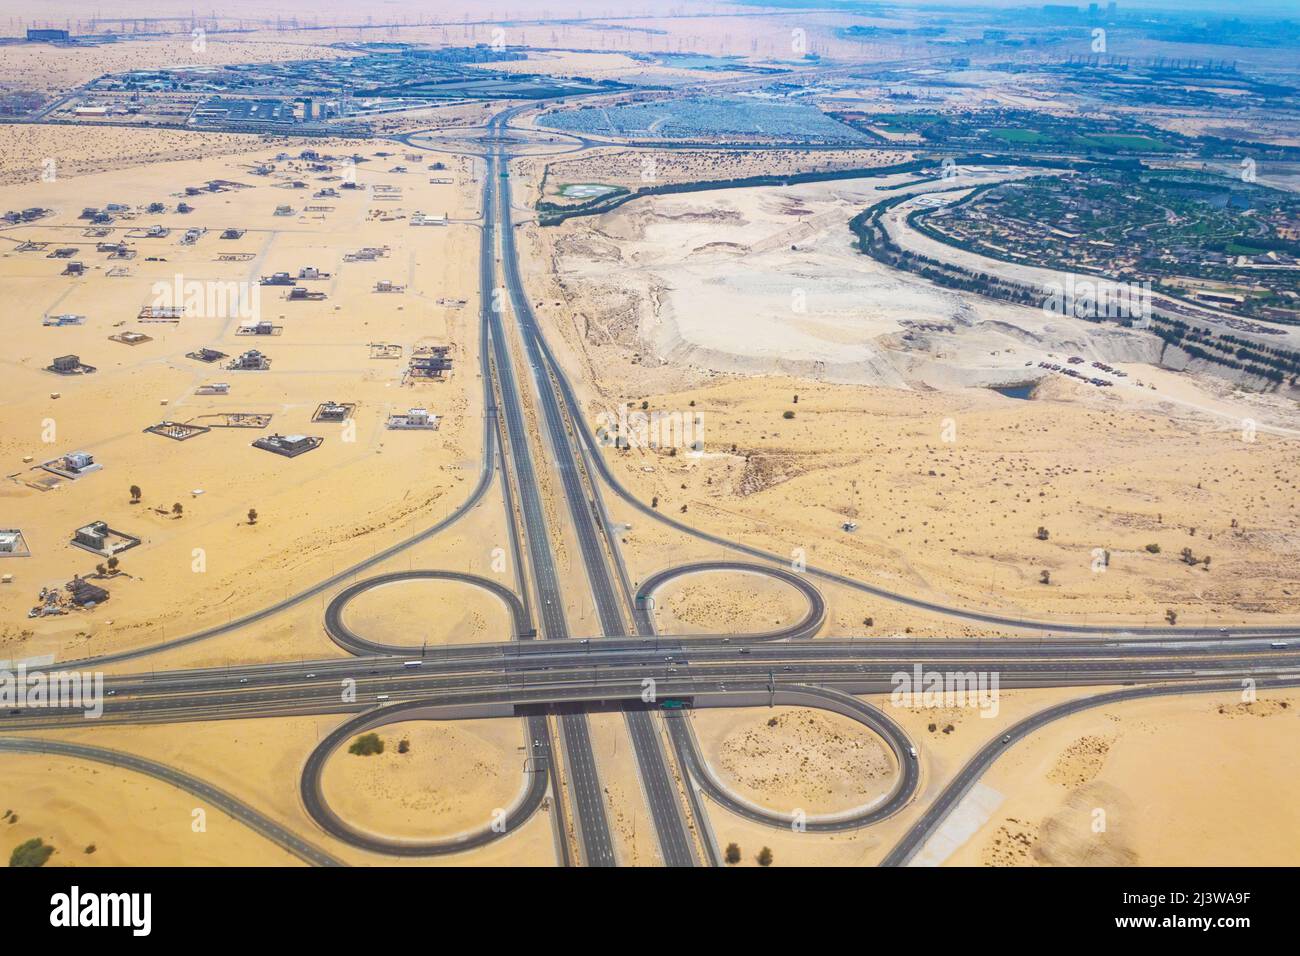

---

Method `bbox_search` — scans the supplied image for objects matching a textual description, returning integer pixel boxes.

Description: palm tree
[247,508,258,525]
[172,502,183,517]
[129,485,142,503]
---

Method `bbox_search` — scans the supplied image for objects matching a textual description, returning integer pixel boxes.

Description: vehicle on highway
[376,695,390,701]
[1272,641,1288,649]
[908,746,918,759]
[403,661,423,668]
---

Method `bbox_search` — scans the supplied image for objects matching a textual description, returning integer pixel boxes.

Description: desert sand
[945,688,1300,867]
[691,705,897,817]
[320,718,530,841]
[507,155,1300,630]
[0,140,485,662]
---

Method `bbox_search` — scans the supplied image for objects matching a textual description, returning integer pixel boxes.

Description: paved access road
[880,675,1300,866]
[0,737,343,867]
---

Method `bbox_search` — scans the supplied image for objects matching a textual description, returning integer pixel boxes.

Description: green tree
[757,846,773,867]
[247,508,258,525]
[9,838,53,867]
[348,733,384,756]
[129,484,142,503]
[724,843,741,865]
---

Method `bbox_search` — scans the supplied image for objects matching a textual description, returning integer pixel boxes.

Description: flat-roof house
[252,433,323,457]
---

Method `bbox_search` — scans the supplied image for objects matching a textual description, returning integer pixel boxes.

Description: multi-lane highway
[5,101,1299,870]
[491,128,703,867]
[9,631,1298,728]
[480,144,617,866]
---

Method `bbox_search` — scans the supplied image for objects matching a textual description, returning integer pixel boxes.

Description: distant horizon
[742,0,1300,19]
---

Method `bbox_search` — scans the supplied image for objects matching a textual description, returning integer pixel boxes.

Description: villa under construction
[109,331,152,346]
[313,401,355,423]
[138,305,184,322]
[386,408,439,430]
[71,520,141,558]
[47,354,96,375]
[228,350,271,370]
[252,433,322,458]
[237,320,282,336]
[144,420,211,441]
[40,450,101,480]
[0,530,32,558]
[406,345,453,382]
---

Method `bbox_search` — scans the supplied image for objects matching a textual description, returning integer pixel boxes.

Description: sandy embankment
[607,376,1300,626]
[0,754,303,866]
[320,719,528,841]
[340,578,515,648]
[4,711,560,866]
[650,569,812,635]
[0,125,274,186]
[945,689,1300,866]
[691,705,897,817]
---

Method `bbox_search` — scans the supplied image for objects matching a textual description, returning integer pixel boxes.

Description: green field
[988,128,1172,152]
[989,128,1046,144]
